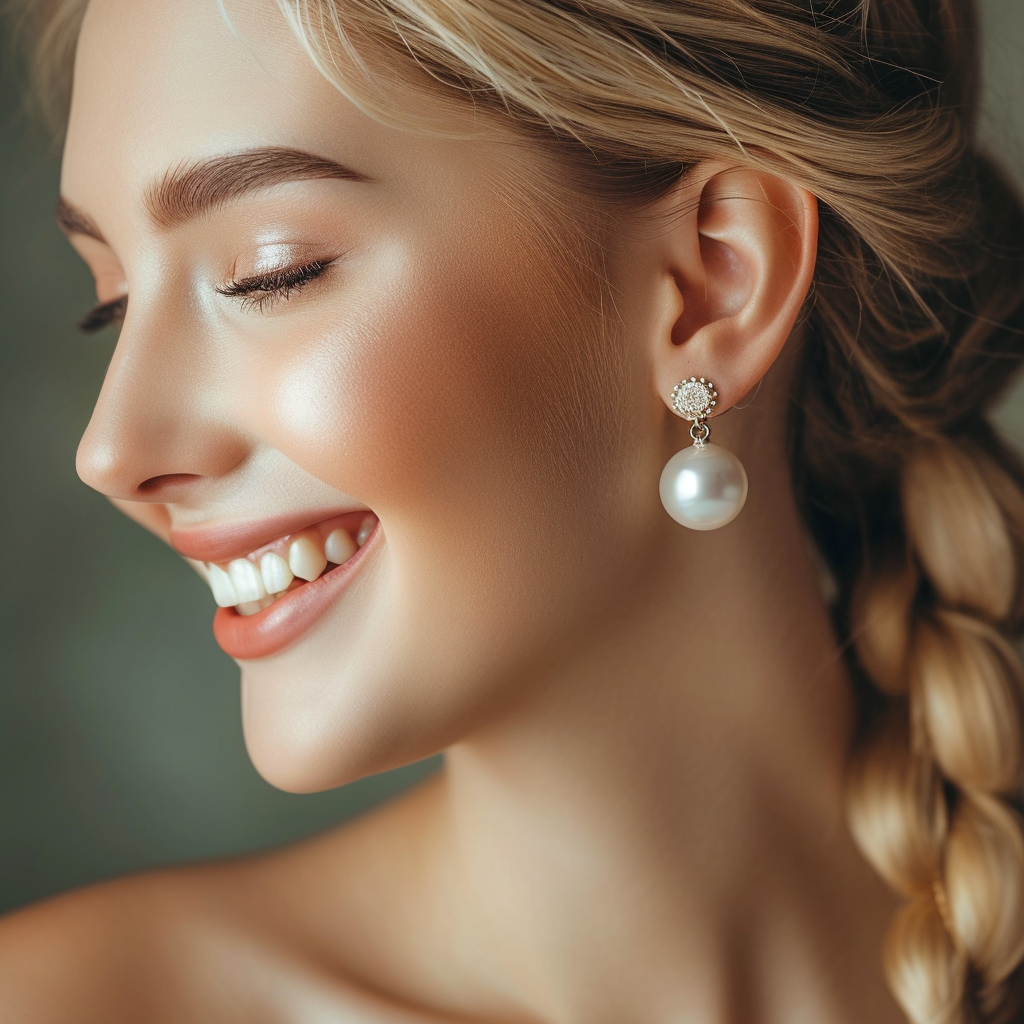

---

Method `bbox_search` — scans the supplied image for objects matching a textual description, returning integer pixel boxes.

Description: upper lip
[169,507,366,564]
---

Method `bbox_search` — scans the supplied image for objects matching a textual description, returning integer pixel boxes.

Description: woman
[2,0,1023,1021]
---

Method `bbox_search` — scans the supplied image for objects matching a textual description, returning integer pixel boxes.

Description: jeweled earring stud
[659,376,748,530]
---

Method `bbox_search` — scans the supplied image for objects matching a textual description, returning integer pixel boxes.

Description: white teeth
[288,536,327,582]
[260,551,294,594]
[356,516,375,546]
[228,557,266,603]
[207,564,240,607]
[324,528,357,564]
[203,518,375,609]
[236,594,276,616]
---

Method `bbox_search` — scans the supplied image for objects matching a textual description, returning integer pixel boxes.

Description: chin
[246,748,370,796]
[242,718,414,795]
[237,660,462,794]
[240,681,388,794]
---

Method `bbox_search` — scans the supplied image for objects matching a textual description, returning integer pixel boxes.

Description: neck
[431,471,867,1020]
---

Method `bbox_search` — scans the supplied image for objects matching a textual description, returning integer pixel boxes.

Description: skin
[0,0,907,1021]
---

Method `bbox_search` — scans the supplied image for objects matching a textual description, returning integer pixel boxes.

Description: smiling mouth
[203,513,377,616]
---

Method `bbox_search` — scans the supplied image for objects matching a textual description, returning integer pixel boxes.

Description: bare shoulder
[0,866,238,1024]
[0,844,457,1024]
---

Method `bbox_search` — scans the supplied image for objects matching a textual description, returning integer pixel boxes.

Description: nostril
[137,473,203,496]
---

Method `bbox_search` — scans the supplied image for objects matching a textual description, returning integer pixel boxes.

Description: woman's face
[61,0,669,791]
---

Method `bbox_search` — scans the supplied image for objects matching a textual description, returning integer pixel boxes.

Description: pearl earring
[659,376,748,530]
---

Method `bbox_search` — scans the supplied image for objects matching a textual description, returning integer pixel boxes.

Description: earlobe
[652,163,819,415]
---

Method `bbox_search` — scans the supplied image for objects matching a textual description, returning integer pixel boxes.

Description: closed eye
[216,259,335,313]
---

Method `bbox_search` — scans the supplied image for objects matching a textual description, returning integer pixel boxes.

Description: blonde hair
[13,0,1024,1019]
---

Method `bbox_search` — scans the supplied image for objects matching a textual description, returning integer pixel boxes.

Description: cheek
[261,237,630,530]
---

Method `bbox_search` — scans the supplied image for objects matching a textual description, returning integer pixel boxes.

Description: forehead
[60,0,521,230]
[65,0,317,176]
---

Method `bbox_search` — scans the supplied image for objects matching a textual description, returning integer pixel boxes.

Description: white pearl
[659,442,748,530]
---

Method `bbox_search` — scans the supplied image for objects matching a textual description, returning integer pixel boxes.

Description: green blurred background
[1,2,1022,915]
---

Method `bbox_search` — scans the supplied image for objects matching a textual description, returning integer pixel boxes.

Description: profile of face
[58,0,695,793]
[62,0,815,799]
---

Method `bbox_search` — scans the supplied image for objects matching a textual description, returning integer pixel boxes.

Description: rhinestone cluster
[671,376,718,421]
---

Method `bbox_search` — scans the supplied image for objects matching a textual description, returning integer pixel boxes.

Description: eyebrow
[56,145,371,240]
[56,197,106,242]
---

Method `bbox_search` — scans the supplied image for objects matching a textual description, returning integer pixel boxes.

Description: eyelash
[76,259,335,333]
[77,295,127,334]
[215,259,335,313]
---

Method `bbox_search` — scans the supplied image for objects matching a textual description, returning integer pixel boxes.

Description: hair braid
[846,440,1024,1023]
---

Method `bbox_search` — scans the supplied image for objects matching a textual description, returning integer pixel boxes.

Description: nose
[76,309,250,504]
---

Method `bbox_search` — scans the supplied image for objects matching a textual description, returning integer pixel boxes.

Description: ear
[645,163,818,415]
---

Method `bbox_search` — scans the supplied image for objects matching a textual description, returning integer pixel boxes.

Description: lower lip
[212,527,378,660]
